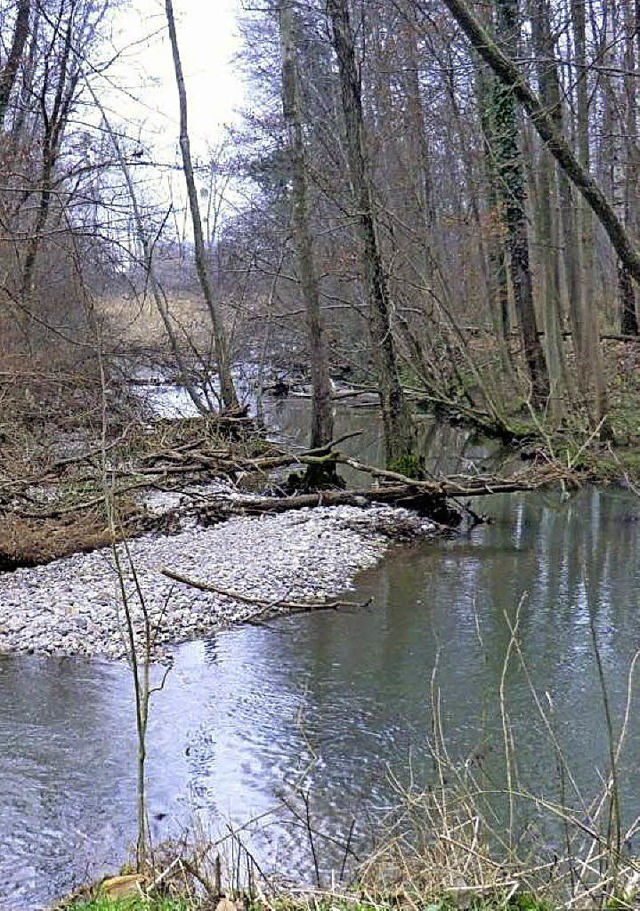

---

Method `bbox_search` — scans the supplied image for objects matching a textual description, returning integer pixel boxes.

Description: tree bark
[326,0,413,465]
[491,0,549,407]
[570,0,595,317]
[20,7,76,310]
[165,0,238,410]
[530,0,567,410]
[277,0,334,453]
[531,0,608,419]
[0,0,30,127]
[620,0,639,335]
[620,264,639,335]
[432,0,640,286]
[476,62,511,343]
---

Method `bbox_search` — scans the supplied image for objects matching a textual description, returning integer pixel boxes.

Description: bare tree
[434,0,640,284]
[165,0,238,410]
[488,0,550,408]
[619,0,639,335]
[277,0,334,456]
[326,0,413,465]
[0,0,30,127]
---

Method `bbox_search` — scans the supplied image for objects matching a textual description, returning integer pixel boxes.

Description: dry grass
[604,340,640,447]
[0,511,114,569]
[58,616,640,911]
[0,401,275,568]
[98,292,218,354]
[360,608,640,911]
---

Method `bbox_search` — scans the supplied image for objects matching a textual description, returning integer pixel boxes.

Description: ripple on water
[2,489,640,909]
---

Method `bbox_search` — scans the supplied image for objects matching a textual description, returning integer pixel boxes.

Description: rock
[0,504,435,660]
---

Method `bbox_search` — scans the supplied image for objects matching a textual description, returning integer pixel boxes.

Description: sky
[107,0,247,160]
[91,0,251,238]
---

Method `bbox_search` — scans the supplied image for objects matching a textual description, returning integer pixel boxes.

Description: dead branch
[335,454,581,496]
[159,567,369,613]
[300,430,363,456]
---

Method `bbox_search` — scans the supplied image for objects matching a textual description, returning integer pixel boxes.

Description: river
[1,397,639,909]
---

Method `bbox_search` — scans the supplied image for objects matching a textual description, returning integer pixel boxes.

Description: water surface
[1,486,639,909]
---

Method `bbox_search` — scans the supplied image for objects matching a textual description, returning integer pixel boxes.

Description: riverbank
[0,503,436,660]
[0,340,637,663]
[60,883,552,911]
[3,487,637,911]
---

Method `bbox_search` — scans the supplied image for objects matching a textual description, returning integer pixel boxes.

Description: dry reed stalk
[359,613,640,911]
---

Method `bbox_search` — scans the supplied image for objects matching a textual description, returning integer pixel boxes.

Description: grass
[68,893,551,911]
[71,898,189,911]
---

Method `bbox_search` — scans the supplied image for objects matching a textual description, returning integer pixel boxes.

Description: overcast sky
[108,0,246,158]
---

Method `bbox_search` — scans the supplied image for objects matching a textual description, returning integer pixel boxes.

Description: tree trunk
[20,9,76,314]
[0,0,30,127]
[90,88,209,416]
[400,6,436,236]
[435,0,640,286]
[276,0,335,463]
[532,146,567,409]
[620,264,639,335]
[326,0,413,465]
[164,0,238,410]
[476,62,511,343]
[620,0,639,335]
[11,4,39,142]
[531,0,608,420]
[529,0,570,415]
[491,0,549,407]
[570,0,596,325]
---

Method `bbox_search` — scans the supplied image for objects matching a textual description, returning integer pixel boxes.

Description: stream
[1,394,639,909]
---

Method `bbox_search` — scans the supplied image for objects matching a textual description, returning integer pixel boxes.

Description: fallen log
[215,486,432,512]
[194,485,462,529]
[192,456,581,526]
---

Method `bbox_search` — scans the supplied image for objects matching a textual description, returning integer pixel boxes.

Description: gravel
[0,505,435,661]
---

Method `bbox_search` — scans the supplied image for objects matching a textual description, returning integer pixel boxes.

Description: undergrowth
[69,897,552,911]
[71,898,189,911]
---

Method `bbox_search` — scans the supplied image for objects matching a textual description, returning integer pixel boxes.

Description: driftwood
[192,465,578,523]
[9,438,580,524]
[160,567,371,616]
[334,455,579,496]
[2,397,583,555]
[209,486,433,514]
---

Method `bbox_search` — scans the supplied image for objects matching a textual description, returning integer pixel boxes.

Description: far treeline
[1,0,640,471]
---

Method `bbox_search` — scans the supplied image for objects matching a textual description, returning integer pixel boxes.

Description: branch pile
[0,411,584,569]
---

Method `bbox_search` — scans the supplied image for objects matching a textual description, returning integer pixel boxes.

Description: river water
[1,400,639,909]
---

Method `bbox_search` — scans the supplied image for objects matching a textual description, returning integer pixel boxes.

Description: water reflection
[135,377,506,478]
[263,399,505,477]
[1,488,639,909]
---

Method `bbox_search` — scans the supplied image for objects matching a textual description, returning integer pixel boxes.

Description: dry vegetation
[2,286,639,572]
[99,292,217,355]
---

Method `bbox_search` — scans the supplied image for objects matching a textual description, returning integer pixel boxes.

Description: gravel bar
[0,505,435,660]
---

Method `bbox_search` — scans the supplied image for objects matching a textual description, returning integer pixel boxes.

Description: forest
[2,3,640,910]
[0,0,639,485]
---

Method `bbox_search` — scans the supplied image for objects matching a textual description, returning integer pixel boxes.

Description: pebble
[0,505,435,661]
